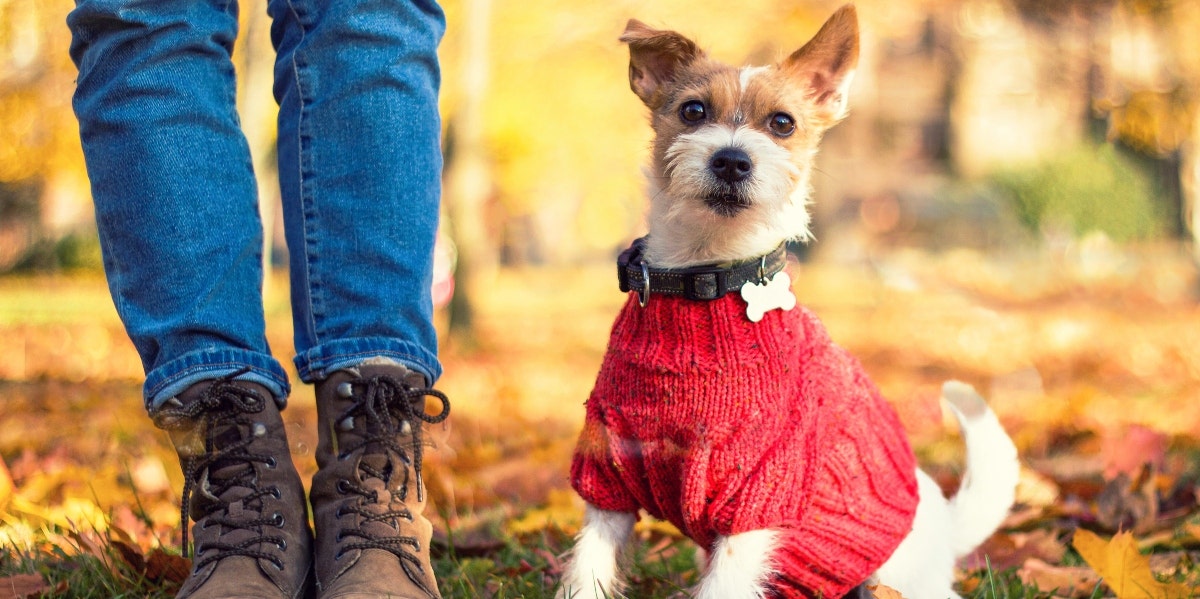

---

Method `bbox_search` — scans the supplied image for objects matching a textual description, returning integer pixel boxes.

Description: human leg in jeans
[69,0,451,597]
[67,1,313,598]
[269,1,449,596]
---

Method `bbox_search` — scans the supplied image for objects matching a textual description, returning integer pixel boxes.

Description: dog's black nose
[709,148,753,183]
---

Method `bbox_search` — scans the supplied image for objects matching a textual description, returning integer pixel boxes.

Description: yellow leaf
[0,456,12,512]
[1072,529,1193,599]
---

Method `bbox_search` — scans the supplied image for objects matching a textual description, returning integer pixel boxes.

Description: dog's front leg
[694,529,780,599]
[557,504,637,599]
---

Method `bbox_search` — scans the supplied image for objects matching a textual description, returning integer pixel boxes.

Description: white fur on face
[646,123,813,268]
[738,66,768,91]
[735,66,769,124]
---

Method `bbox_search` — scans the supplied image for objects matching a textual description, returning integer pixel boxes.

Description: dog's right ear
[620,20,704,107]
[781,4,859,127]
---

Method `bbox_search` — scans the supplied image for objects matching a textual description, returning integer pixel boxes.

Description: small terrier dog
[558,6,1019,599]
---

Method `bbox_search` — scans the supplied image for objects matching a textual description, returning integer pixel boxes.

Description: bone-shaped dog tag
[740,271,797,322]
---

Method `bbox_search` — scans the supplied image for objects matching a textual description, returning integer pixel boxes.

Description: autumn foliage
[3,242,1200,597]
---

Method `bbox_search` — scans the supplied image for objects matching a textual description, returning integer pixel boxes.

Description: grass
[0,522,1051,599]
[6,248,1200,597]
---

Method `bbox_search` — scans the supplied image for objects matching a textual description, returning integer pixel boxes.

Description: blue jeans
[67,0,445,408]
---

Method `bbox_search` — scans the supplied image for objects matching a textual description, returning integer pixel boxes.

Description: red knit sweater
[571,292,919,598]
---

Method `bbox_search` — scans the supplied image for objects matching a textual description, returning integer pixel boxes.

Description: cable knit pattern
[571,292,919,598]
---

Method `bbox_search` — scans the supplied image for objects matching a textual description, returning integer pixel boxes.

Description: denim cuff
[294,336,443,385]
[144,348,292,410]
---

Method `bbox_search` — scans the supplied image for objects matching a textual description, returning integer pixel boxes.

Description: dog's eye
[679,101,707,124]
[768,112,796,136]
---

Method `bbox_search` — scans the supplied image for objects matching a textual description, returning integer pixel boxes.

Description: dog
[556,5,1020,599]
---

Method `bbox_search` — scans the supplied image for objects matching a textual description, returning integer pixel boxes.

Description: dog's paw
[741,271,796,322]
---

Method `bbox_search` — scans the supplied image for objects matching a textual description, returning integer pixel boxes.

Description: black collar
[617,237,788,305]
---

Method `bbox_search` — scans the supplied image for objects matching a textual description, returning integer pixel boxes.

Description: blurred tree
[442,0,495,343]
[0,0,91,271]
[7,0,1200,281]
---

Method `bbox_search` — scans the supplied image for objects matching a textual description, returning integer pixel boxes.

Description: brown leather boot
[151,371,313,599]
[310,361,450,599]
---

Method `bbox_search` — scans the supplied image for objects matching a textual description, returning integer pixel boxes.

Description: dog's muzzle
[704,190,751,216]
[705,148,753,216]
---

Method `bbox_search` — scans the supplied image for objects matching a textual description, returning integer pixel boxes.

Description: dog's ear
[620,19,704,106]
[781,4,859,126]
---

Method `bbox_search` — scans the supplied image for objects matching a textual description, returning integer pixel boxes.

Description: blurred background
[2,0,1198,280]
[3,0,1200,589]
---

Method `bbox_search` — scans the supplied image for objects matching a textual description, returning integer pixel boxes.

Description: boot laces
[154,369,286,570]
[333,373,449,593]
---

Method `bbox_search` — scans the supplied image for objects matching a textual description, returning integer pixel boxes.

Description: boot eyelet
[337,451,349,461]
[334,550,345,561]
[272,512,285,527]
[270,486,281,500]
[276,538,287,550]
[265,456,278,469]
[336,480,350,494]
[271,559,285,571]
[335,530,346,542]
[335,506,347,518]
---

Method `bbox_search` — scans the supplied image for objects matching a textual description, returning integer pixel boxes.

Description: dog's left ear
[620,19,705,107]
[782,4,859,126]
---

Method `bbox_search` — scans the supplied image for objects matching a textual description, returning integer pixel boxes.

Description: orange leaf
[868,584,906,599]
[109,539,147,574]
[1072,529,1192,599]
[145,549,191,585]
[1018,558,1100,598]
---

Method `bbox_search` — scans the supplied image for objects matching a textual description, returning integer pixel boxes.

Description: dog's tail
[941,380,1020,557]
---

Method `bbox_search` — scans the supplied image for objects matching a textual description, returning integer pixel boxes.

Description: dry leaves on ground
[1073,530,1194,599]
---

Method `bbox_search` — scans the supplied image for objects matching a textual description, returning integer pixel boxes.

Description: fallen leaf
[1072,529,1192,599]
[109,539,147,574]
[961,528,1066,571]
[1095,468,1158,533]
[869,584,906,599]
[0,573,47,599]
[144,549,191,585]
[430,526,506,559]
[1018,557,1100,598]
[1102,426,1166,480]
[65,528,115,574]
[1017,467,1061,508]
[0,456,13,511]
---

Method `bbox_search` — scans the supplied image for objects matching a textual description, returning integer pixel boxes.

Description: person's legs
[270,0,444,384]
[68,1,311,597]
[268,1,448,597]
[68,0,290,405]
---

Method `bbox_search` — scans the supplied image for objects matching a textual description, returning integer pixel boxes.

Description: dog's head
[622,5,859,268]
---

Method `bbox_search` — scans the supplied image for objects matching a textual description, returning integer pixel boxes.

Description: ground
[2,242,1200,598]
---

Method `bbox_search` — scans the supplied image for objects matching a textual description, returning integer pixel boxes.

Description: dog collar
[617,236,788,305]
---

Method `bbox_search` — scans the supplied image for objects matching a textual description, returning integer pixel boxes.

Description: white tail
[941,381,1020,557]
